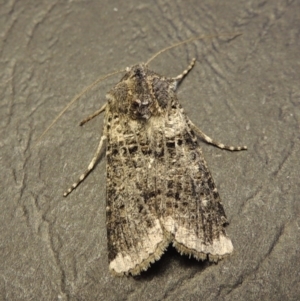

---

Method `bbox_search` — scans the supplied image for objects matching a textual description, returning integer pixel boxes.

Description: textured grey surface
[1,0,300,300]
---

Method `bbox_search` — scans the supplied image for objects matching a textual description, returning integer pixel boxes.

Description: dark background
[1,0,299,300]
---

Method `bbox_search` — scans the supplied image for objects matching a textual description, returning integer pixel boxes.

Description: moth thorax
[129,96,153,120]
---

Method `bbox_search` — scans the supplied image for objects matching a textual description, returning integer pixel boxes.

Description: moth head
[107,64,175,120]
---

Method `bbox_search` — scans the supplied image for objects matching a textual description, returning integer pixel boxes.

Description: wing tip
[172,233,234,262]
[109,236,171,276]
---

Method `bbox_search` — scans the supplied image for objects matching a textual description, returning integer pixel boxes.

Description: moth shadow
[133,245,210,281]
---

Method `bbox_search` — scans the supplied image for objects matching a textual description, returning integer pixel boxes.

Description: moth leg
[190,121,247,151]
[170,58,196,90]
[63,135,107,197]
[79,103,107,126]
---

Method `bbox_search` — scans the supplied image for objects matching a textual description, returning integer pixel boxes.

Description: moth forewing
[40,33,246,276]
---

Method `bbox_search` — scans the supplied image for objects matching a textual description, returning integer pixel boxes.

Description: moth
[39,34,247,276]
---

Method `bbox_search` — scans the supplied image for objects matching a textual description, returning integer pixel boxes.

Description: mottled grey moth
[41,34,247,276]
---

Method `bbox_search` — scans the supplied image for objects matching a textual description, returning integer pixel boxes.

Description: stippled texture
[104,63,240,275]
[1,0,300,300]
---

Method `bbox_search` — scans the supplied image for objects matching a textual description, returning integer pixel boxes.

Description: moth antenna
[146,32,242,65]
[35,69,124,146]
